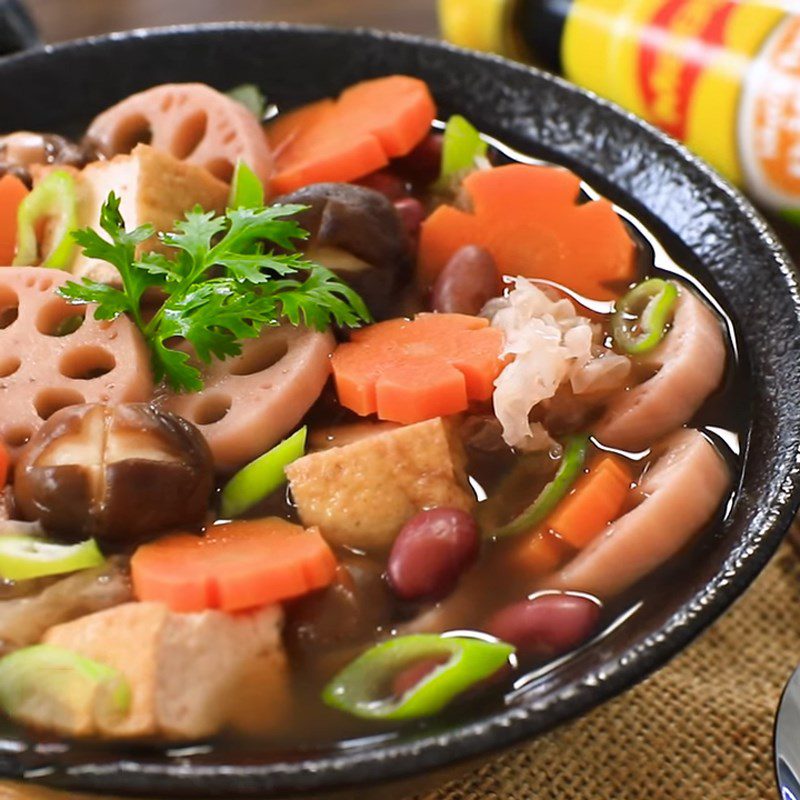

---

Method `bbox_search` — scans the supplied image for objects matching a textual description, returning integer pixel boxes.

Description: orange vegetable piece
[0,175,28,264]
[509,530,571,576]
[335,75,437,158]
[267,97,387,195]
[546,455,633,550]
[266,75,436,194]
[331,313,505,424]
[267,98,335,160]
[418,164,636,300]
[131,518,337,613]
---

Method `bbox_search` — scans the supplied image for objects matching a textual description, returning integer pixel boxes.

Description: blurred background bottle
[439,0,800,222]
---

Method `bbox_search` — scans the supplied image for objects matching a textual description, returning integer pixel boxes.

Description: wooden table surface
[25,0,439,43]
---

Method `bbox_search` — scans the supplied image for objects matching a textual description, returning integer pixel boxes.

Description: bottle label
[562,0,791,210]
[739,15,800,209]
[637,0,737,141]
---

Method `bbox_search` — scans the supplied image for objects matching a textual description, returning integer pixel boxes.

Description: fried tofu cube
[43,601,288,739]
[71,143,229,282]
[286,417,475,551]
[307,421,400,451]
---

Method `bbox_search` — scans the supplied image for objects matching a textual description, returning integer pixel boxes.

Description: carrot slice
[509,530,571,576]
[267,98,335,161]
[267,97,388,194]
[331,313,505,424]
[418,164,636,300]
[130,518,338,613]
[0,175,29,264]
[546,455,633,550]
[270,130,387,196]
[266,75,436,194]
[335,75,437,157]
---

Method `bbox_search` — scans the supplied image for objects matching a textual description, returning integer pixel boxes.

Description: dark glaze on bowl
[0,23,798,799]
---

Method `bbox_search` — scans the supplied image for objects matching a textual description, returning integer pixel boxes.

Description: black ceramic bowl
[1,22,800,800]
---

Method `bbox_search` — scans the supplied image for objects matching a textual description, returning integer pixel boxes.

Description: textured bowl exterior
[0,24,799,799]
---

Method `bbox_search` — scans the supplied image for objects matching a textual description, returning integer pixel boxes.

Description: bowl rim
[4,21,800,797]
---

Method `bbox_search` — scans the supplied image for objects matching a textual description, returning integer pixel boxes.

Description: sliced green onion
[220,426,307,518]
[476,452,550,532]
[0,536,104,581]
[612,278,679,355]
[323,634,514,721]
[0,644,130,735]
[226,83,267,119]
[229,159,265,209]
[436,114,488,189]
[490,435,589,539]
[13,169,78,269]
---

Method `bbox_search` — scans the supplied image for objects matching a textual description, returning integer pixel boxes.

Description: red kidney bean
[431,245,501,315]
[393,134,444,184]
[488,593,601,656]
[391,656,448,698]
[387,508,480,601]
[358,170,408,201]
[394,197,426,244]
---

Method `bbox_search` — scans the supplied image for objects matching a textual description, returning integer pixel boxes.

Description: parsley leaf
[272,268,372,329]
[70,194,162,327]
[57,280,131,321]
[59,192,371,393]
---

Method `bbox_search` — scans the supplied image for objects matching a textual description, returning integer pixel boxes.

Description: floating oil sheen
[439,0,800,221]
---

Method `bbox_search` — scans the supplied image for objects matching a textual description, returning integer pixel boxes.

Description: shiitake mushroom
[14,403,213,543]
[0,132,97,187]
[273,182,412,319]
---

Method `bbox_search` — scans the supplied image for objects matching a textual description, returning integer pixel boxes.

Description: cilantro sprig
[58,193,371,392]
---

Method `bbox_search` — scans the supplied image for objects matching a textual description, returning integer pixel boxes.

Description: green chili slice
[323,634,514,721]
[476,452,550,533]
[490,435,589,539]
[0,644,131,733]
[612,278,678,355]
[0,536,104,582]
[13,169,78,269]
[229,159,264,209]
[435,114,488,189]
[220,426,307,518]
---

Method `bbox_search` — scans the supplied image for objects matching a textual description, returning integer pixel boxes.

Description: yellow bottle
[439,0,800,219]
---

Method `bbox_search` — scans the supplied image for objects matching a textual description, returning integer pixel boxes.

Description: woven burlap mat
[3,541,798,800]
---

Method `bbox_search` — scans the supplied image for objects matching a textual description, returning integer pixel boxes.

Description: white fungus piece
[483,277,630,451]
[570,348,632,395]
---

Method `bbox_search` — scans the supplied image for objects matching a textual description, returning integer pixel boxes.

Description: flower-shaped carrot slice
[332,313,505,424]
[418,164,636,300]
